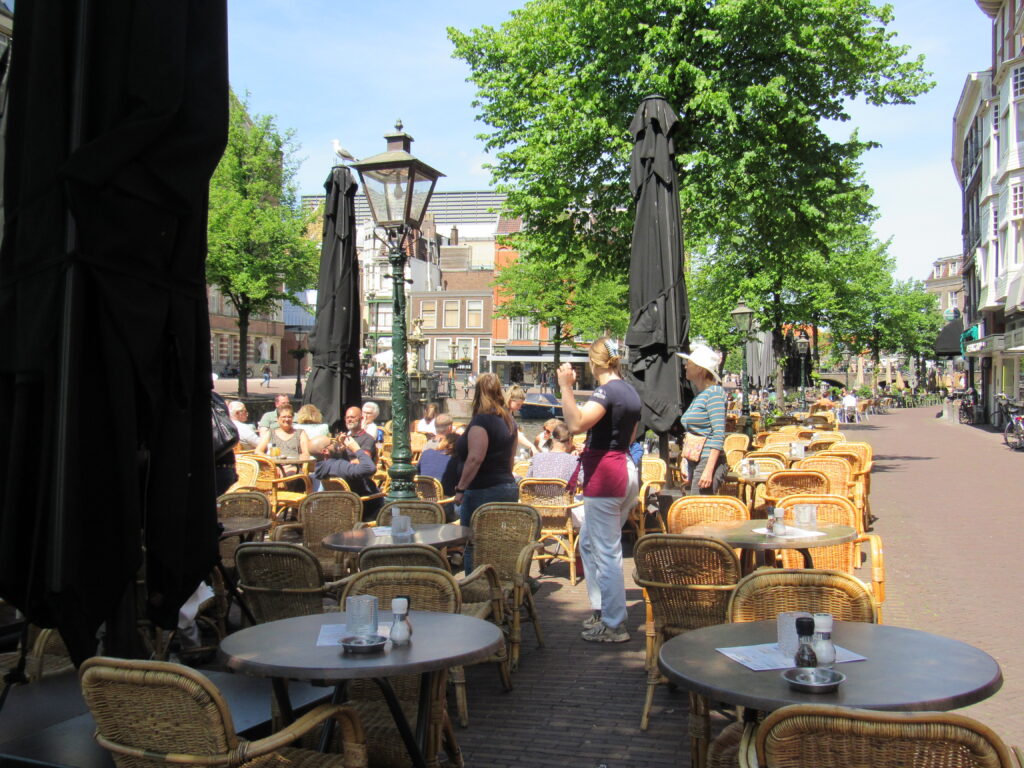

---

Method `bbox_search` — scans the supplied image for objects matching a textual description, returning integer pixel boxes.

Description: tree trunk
[238,308,249,397]
[552,319,562,398]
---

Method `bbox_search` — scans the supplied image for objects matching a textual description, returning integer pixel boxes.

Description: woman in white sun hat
[677,343,728,495]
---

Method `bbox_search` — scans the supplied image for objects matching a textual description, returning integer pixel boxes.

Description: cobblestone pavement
[452,405,1024,766]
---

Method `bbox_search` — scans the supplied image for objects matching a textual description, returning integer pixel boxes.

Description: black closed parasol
[624,95,690,435]
[0,0,229,663]
[303,165,362,432]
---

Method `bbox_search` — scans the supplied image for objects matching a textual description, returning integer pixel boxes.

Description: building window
[1014,66,1024,98]
[434,338,453,361]
[456,338,473,358]
[376,304,393,332]
[420,300,437,329]
[994,206,1000,236]
[1013,184,1024,217]
[510,316,539,341]
[466,299,484,329]
[443,300,460,328]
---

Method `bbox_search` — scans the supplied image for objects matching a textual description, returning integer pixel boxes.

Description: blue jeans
[458,481,519,572]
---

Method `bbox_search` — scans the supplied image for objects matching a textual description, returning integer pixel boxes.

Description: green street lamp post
[731,298,755,440]
[795,330,810,402]
[351,121,443,502]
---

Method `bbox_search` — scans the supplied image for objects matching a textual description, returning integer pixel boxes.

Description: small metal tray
[340,635,388,654]
[781,666,846,694]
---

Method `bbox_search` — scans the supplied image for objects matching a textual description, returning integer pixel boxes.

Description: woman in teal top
[677,344,727,495]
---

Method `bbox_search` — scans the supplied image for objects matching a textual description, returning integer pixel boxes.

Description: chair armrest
[271,474,311,493]
[247,703,366,761]
[232,485,260,493]
[359,492,385,503]
[324,574,357,598]
[855,533,885,604]
[458,564,505,624]
[270,523,302,541]
[513,542,544,588]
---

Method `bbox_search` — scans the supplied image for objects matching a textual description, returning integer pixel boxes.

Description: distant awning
[934,318,964,357]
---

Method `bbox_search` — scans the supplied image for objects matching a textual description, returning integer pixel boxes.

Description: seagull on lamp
[331,139,357,164]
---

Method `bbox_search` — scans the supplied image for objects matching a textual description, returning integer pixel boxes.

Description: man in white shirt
[228,401,260,449]
[841,390,857,424]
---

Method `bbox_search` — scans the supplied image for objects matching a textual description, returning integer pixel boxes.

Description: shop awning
[934,317,964,357]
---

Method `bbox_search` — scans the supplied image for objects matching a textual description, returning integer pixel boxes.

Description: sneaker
[582,611,602,630]
[581,621,630,643]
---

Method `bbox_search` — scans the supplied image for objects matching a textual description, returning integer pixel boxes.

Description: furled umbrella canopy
[0,0,228,663]
[303,166,362,431]
[744,330,777,389]
[624,95,690,434]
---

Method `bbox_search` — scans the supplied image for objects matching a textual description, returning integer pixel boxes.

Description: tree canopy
[207,91,319,396]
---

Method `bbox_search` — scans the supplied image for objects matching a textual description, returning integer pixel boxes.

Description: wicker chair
[246,453,311,521]
[414,475,455,507]
[321,476,351,492]
[410,432,428,464]
[376,500,446,526]
[216,491,271,571]
[467,502,543,670]
[634,535,741,731]
[235,542,341,622]
[80,656,368,768]
[271,491,362,580]
[633,478,667,536]
[641,456,667,483]
[761,470,829,511]
[794,457,855,507]
[774,494,885,618]
[722,434,750,454]
[745,449,788,465]
[512,459,531,477]
[518,478,582,585]
[763,433,796,448]
[353,546,511,729]
[340,567,463,768]
[666,495,749,533]
[228,455,260,493]
[727,567,878,623]
[0,626,73,683]
[756,704,1022,768]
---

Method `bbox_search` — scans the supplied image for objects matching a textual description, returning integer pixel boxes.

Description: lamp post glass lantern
[730,298,754,439]
[795,330,810,399]
[351,121,443,501]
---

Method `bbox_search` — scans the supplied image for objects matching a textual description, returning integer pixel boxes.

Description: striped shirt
[679,385,727,453]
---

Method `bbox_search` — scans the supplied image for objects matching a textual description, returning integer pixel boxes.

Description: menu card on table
[750,525,826,538]
[717,643,866,671]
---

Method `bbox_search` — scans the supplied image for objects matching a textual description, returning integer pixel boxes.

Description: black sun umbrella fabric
[0,1,228,663]
[624,95,690,435]
[303,165,362,432]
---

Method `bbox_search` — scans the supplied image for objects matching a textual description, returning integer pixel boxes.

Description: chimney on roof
[450,225,459,246]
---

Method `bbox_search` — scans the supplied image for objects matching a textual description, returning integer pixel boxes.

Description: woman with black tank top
[558,337,641,643]
[453,372,519,572]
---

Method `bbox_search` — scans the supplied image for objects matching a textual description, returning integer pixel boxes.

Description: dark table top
[219,516,272,539]
[682,520,856,552]
[322,523,472,553]
[219,611,503,681]
[659,620,1002,713]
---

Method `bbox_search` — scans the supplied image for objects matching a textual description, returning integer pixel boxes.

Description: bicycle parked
[954,387,978,425]
[996,393,1024,450]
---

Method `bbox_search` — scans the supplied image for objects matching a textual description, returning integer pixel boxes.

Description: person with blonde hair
[534,417,561,452]
[677,344,727,494]
[294,403,329,439]
[507,384,538,456]
[453,372,520,571]
[557,337,640,643]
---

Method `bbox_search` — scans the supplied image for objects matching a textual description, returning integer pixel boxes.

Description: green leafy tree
[493,253,628,390]
[207,91,319,396]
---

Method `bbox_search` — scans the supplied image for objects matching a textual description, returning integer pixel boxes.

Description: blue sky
[227,0,992,281]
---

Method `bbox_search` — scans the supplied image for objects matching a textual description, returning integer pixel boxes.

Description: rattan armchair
[245,454,311,521]
[352,546,511,728]
[340,567,462,768]
[414,475,455,507]
[512,459,531,477]
[761,470,829,512]
[235,542,343,623]
[641,455,667,483]
[756,704,1022,768]
[634,535,741,731]
[376,500,446,526]
[467,502,543,670]
[271,491,362,580]
[80,656,368,768]
[216,492,271,571]
[723,434,750,454]
[0,625,73,683]
[727,567,878,623]
[519,478,582,584]
[228,455,260,493]
[666,495,749,533]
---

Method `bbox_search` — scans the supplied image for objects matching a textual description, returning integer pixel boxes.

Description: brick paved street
[453,405,1024,766]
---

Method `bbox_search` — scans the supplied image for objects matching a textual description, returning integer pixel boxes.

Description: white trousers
[578,460,638,628]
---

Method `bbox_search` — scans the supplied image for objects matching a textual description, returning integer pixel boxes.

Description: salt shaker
[389,596,413,646]
[812,613,836,668]
[772,507,786,535]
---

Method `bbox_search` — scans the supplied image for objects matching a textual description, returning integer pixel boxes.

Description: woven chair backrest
[217,491,270,519]
[518,478,573,528]
[747,448,788,462]
[818,450,863,474]
[725,449,746,469]
[666,495,749,533]
[357,543,450,572]
[81,657,238,766]
[764,433,795,447]
[413,475,445,502]
[320,476,351,492]
[512,459,531,477]
[641,456,667,483]
[410,432,428,453]
[777,425,801,435]
[775,494,862,569]
[756,704,1017,768]
[235,542,326,622]
[634,535,741,633]
[249,454,280,489]
[816,431,846,441]
[728,568,877,623]
[377,500,445,526]
[234,456,260,488]
[471,503,542,584]
[796,429,817,441]
[794,458,852,497]
[764,470,830,501]
[341,565,460,613]
[299,492,362,557]
[723,434,750,453]
[833,441,873,465]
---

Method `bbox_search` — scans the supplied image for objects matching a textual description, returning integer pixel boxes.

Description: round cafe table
[218,517,271,540]
[659,620,1002,768]
[682,519,856,571]
[322,523,472,553]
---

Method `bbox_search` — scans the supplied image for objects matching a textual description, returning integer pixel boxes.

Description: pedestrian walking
[261,364,271,388]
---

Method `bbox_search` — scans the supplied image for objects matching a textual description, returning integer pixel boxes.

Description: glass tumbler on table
[345,594,379,638]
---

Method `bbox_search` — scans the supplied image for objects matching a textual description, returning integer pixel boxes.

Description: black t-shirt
[586,379,642,452]
[454,412,517,490]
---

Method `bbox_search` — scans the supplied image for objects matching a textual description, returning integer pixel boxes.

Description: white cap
[676,343,723,383]
[813,613,833,632]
